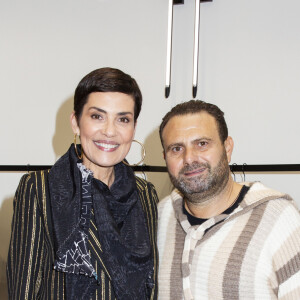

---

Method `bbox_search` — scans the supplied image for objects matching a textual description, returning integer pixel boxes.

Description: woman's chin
[82,157,125,170]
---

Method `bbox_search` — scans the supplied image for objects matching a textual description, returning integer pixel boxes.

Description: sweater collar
[171,181,293,236]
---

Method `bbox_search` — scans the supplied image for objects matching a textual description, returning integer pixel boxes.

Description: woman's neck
[95,168,115,187]
[82,157,115,187]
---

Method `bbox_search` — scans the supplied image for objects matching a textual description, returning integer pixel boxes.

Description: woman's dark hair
[159,100,228,146]
[74,67,142,122]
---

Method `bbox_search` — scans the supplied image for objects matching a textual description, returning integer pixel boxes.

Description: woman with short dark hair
[7,67,158,300]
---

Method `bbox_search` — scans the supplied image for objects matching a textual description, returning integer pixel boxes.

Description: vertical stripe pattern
[158,182,300,300]
[7,171,158,300]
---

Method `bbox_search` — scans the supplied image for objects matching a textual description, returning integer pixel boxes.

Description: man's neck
[184,179,243,219]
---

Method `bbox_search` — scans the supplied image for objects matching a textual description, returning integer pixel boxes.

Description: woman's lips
[94,141,119,152]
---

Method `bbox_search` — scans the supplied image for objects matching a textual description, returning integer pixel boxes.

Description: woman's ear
[224,136,234,163]
[70,111,80,135]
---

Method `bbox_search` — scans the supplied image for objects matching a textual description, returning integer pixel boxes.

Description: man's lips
[94,141,119,152]
[183,167,206,177]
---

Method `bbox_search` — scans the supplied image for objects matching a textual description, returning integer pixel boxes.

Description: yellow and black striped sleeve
[7,173,46,300]
[135,178,159,300]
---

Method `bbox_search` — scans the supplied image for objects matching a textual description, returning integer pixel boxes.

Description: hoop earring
[74,134,83,160]
[123,140,146,167]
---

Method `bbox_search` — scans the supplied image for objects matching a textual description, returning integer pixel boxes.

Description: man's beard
[168,150,230,203]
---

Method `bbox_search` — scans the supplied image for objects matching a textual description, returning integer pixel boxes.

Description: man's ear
[70,112,79,135]
[163,150,166,160]
[224,136,234,163]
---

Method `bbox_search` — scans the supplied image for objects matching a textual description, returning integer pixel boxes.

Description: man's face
[162,112,233,201]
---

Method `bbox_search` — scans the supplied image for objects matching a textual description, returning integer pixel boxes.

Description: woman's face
[71,92,136,173]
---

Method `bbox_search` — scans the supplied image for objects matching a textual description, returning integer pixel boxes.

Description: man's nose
[183,147,197,165]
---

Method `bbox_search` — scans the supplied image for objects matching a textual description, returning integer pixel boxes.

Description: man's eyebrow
[192,137,213,143]
[88,107,133,115]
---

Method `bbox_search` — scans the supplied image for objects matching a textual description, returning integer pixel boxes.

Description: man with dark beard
[157,100,300,300]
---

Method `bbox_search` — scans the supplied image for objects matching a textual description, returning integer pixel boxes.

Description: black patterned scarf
[48,145,154,299]
[92,161,154,300]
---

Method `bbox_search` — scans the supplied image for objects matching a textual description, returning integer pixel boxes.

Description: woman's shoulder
[19,169,50,184]
[16,169,51,201]
[134,176,159,205]
[134,175,155,191]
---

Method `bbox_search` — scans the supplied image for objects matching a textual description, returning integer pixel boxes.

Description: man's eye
[198,141,207,147]
[172,146,182,152]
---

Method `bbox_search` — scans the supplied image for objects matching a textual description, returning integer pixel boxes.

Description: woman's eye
[91,114,102,120]
[119,117,130,123]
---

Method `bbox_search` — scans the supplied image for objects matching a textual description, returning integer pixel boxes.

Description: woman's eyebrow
[118,111,133,116]
[88,107,106,113]
[88,107,133,116]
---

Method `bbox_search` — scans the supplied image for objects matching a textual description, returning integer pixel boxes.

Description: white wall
[1,0,300,297]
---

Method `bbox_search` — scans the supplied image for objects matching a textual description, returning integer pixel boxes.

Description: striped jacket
[157,182,300,299]
[7,170,158,300]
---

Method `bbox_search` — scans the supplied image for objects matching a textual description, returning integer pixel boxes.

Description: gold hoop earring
[123,140,146,167]
[74,134,83,160]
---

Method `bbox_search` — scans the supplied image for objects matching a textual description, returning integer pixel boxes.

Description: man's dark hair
[159,100,228,147]
[74,67,142,122]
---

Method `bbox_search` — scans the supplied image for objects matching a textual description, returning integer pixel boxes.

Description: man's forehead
[161,112,220,147]
[164,112,217,131]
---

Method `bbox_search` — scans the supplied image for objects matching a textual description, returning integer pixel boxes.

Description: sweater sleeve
[273,201,300,299]
[6,173,45,300]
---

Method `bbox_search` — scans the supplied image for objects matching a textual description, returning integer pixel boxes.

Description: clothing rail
[1,164,300,173]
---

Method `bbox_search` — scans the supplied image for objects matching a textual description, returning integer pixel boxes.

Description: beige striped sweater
[157,182,300,299]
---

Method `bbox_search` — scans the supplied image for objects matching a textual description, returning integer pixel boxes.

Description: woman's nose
[102,120,116,137]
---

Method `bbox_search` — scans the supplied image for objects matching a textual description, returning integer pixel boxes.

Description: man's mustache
[179,162,210,175]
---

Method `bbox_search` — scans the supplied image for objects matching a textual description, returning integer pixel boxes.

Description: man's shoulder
[158,194,172,206]
[242,181,300,218]
[245,181,286,193]
[244,181,293,204]
[157,189,184,224]
[158,189,182,207]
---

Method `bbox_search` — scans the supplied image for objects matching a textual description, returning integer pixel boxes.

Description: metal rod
[1,164,300,173]
[165,0,174,98]
[192,0,201,98]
